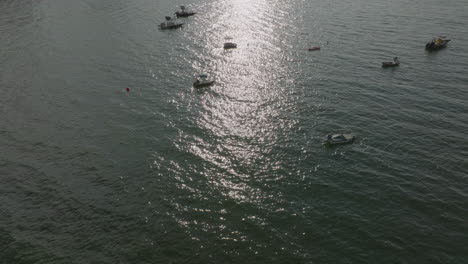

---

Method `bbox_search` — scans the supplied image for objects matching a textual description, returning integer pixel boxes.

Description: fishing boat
[175,6,196,18]
[324,134,355,145]
[159,16,184,30]
[425,36,450,50]
[224,42,237,49]
[382,57,400,68]
[193,74,215,88]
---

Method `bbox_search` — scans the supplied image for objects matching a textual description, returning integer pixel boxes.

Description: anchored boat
[324,134,355,145]
[159,16,184,30]
[223,42,237,49]
[175,6,196,18]
[382,57,400,68]
[193,74,215,88]
[425,36,450,50]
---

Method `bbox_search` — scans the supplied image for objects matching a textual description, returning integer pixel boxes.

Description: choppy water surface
[1,0,468,263]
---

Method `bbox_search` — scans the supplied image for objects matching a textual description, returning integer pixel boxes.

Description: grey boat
[175,6,196,18]
[382,57,400,68]
[159,16,184,30]
[193,74,215,88]
[425,36,450,50]
[324,134,355,145]
[223,42,237,49]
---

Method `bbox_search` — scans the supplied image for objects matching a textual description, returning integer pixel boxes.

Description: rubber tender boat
[425,36,450,50]
[159,16,184,30]
[175,6,196,18]
[324,134,355,145]
[223,42,237,49]
[193,74,215,88]
[382,57,400,68]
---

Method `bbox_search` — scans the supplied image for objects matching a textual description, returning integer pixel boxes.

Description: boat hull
[324,134,355,146]
[175,12,196,18]
[159,23,184,30]
[193,81,215,88]
[382,62,400,68]
[224,43,237,49]
[425,39,450,50]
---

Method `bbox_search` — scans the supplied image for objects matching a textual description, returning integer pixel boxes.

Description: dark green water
[1,0,468,263]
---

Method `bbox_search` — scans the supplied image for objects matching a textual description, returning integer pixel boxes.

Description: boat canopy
[332,135,345,140]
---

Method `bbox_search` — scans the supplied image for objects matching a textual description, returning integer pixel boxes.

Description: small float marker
[126,87,130,92]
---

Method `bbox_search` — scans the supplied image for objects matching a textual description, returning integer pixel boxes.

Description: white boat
[324,134,355,145]
[193,74,215,88]
[223,42,237,49]
[159,16,184,30]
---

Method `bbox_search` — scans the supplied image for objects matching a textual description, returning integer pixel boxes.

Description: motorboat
[193,74,215,88]
[159,16,184,30]
[308,46,321,51]
[425,36,450,50]
[382,57,400,68]
[175,6,196,18]
[224,42,237,49]
[324,134,355,145]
